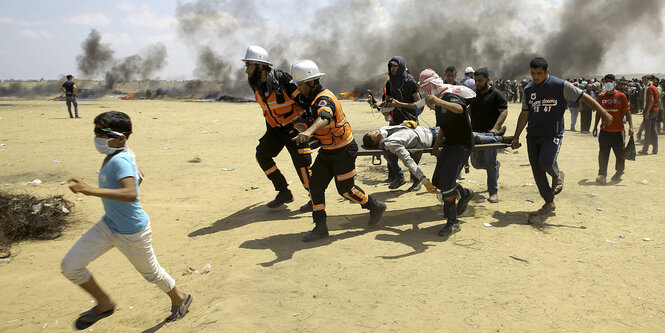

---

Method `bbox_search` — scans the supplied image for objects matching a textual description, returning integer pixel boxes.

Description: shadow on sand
[238,205,471,266]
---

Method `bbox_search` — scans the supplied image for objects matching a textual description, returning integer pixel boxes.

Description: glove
[404,120,418,129]
[423,178,438,194]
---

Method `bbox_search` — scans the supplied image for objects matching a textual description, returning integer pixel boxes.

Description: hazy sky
[1,0,663,81]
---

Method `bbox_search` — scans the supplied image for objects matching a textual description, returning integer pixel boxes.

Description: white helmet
[290,60,325,84]
[241,45,272,66]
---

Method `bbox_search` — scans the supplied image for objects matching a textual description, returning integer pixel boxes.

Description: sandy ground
[0,97,664,332]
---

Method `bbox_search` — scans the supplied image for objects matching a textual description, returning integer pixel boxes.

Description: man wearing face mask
[593,74,633,184]
[291,60,387,242]
[639,75,659,155]
[371,56,422,190]
[242,46,313,212]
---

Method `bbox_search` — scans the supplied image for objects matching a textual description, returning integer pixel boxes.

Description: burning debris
[338,91,359,100]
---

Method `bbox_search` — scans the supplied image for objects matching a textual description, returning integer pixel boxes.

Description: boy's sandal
[75,307,115,330]
[166,294,193,323]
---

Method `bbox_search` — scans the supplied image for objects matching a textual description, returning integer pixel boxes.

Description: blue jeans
[469,132,502,194]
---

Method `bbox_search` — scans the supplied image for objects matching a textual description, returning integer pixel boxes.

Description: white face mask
[94,137,124,155]
[604,82,615,91]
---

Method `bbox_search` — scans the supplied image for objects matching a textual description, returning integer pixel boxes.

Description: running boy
[61,111,192,330]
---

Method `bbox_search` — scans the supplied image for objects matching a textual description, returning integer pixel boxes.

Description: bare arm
[625,109,634,136]
[490,108,508,133]
[511,110,530,149]
[73,84,77,96]
[389,91,421,110]
[68,177,138,202]
[580,93,612,124]
[425,95,463,114]
[292,117,330,144]
[431,127,445,156]
[644,93,654,118]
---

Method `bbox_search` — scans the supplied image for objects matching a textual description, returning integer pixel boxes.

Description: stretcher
[357,141,512,165]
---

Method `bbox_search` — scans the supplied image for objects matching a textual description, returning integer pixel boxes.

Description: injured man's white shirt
[378,123,434,182]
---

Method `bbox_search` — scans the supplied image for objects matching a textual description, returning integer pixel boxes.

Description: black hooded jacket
[385,56,419,125]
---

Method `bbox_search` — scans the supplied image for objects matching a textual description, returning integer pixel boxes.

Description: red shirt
[597,90,629,132]
[646,84,660,113]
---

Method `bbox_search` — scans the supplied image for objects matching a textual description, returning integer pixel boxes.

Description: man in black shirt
[425,90,474,239]
[469,68,508,203]
[60,75,79,118]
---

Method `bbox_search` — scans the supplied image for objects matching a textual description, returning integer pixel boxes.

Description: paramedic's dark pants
[256,123,312,192]
[308,141,373,223]
[432,144,471,223]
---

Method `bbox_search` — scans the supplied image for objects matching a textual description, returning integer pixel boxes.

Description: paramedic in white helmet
[291,60,387,242]
[242,45,313,212]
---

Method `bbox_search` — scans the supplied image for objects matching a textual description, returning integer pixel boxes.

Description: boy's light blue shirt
[98,150,149,234]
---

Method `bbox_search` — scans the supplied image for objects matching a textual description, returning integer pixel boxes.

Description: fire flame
[338,91,358,100]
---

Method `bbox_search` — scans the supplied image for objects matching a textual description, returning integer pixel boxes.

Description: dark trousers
[598,130,625,176]
[641,112,659,154]
[309,142,373,223]
[580,109,592,132]
[526,136,562,203]
[432,144,471,223]
[256,124,312,192]
[385,150,422,183]
[65,95,78,118]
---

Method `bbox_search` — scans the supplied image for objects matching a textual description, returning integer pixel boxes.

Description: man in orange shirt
[593,74,633,184]
[639,75,660,155]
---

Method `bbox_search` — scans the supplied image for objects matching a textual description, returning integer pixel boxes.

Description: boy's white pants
[61,219,176,293]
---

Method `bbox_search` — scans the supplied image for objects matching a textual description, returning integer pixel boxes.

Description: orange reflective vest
[255,89,305,128]
[311,89,353,150]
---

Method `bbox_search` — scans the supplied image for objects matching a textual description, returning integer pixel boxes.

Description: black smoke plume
[76,29,168,90]
[175,0,663,94]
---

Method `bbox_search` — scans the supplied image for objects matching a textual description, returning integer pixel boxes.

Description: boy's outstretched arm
[68,177,138,202]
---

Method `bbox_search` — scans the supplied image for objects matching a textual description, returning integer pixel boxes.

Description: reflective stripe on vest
[312,89,353,150]
[255,89,304,128]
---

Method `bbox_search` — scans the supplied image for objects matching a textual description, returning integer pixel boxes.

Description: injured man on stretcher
[361,120,513,192]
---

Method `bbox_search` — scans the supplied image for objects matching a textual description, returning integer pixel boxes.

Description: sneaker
[456,188,474,215]
[388,177,406,189]
[368,200,387,226]
[383,176,396,184]
[406,182,421,192]
[266,190,293,208]
[487,193,499,203]
[552,170,564,195]
[595,175,606,185]
[302,223,329,242]
[611,173,623,182]
[638,150,648,155]
[299,201,313,213]
[438,222,460,238]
